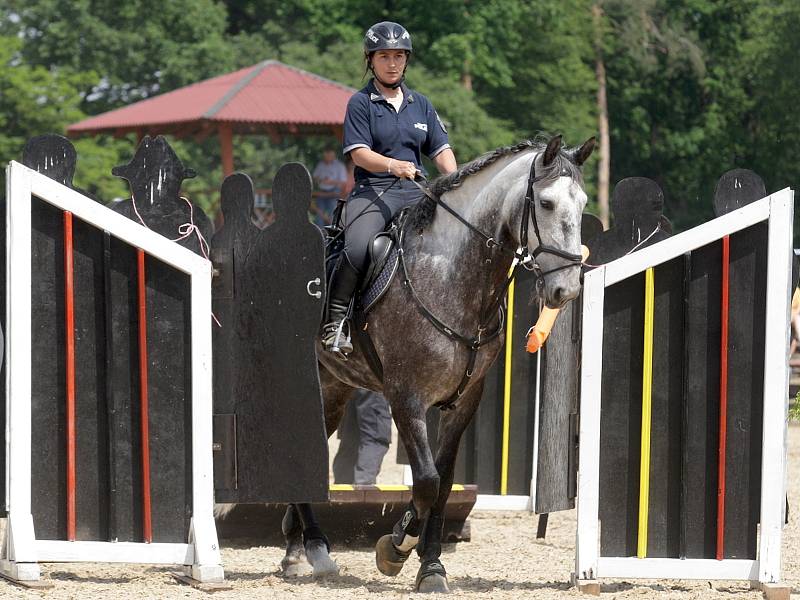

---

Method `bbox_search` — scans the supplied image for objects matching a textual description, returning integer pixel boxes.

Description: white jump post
[1,161,224,583]
[574,189,793,597]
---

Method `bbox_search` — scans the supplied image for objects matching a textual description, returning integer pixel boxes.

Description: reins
[402,153,584,410]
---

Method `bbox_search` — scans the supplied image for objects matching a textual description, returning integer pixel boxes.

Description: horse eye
[539,198,555,210]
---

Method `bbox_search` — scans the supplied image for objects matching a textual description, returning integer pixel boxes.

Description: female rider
[323,21,457,354]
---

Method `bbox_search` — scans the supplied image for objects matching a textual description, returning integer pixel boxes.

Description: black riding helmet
[364,21,412,89]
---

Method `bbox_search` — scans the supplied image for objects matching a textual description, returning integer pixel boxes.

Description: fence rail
[2,161,222,583]
[575,188,793,586]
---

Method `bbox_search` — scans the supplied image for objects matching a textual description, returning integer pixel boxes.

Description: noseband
[402,152,584,411]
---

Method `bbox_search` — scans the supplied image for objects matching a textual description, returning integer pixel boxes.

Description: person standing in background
[312,147,347,226]
[332,388,392,485]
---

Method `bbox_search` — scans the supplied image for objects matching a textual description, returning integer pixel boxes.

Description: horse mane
[406,137,584,232]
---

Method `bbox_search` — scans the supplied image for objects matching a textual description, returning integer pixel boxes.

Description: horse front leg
[415,382,484,593]
[375,392,439,577]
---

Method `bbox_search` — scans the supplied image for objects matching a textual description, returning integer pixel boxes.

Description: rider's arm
[350,147,417,179]
[432,148,457,175]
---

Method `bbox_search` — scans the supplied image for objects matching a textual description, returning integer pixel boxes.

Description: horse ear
[573,137,596,166]
[543,135,562,166]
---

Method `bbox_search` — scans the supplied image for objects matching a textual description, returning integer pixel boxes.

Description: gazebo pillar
[218,123,234,176]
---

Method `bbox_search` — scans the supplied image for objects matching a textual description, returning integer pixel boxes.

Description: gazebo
[67,60,355,177]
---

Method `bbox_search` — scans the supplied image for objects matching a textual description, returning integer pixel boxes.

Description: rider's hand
[388,158,417,179]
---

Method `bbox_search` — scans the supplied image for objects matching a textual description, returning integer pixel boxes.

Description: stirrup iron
[324,319,352,357]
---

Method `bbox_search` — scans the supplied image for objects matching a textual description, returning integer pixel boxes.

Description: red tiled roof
[67,60,356,137]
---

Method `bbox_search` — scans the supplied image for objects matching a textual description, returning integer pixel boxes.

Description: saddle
[359,232,400,314]
[323,200,402,318]
[321,202,406,381]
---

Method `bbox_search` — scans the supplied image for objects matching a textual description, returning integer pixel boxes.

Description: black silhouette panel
[221,163,329,503]
[210,173,260,498]
[711,169,766,559]
[109,136,210,542]
[587,177,670,265]
[17,135,110,541]
[597,169,774,560]
[595,178,676,557]
[535,213,605,513]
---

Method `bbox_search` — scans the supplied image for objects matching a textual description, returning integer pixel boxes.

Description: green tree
[1,0,235,114]
[603,0,758,231]
[0,34,128,200]
[743,1,800,206]
[5,0,792,231]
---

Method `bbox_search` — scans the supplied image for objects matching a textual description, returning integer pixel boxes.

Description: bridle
[518,157,586,276]
[401,151,585,410]
[411,152,583,282]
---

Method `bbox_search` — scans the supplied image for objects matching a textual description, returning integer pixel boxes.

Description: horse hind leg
[280,504,312,577]
[280,368,356,578]
[280,503,339,577]
[297,503,339,577]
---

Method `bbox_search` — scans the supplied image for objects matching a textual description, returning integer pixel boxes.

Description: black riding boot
[322,259,360,355]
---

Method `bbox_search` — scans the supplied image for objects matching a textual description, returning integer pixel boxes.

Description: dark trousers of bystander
[332,389,392,485]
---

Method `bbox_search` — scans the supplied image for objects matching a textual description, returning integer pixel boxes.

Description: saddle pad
[360,247,399,314]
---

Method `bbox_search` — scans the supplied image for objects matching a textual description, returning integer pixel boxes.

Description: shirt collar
[368,79,414,104]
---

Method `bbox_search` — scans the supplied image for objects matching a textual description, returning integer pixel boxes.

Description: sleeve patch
[436,112,448,133]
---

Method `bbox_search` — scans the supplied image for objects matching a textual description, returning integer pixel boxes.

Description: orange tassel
[525,245,590,353]
[526,307,560,353]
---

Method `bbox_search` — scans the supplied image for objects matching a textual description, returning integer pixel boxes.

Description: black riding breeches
[343,178,422,274]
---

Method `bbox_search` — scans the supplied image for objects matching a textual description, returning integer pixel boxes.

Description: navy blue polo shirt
[342,80,450,182]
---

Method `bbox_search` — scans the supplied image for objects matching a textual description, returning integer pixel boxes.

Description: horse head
[512,135,595,308]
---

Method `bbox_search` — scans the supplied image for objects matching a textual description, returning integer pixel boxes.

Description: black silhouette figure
[712,169,767,217]
[210,173,261,498]
[228,163,329,502]
[106,136,213,543]
[587,177,670,265]
[22,133,78,187]
[111,135,211,253]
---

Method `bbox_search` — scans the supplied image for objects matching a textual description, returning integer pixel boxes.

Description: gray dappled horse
[282,135,595,593]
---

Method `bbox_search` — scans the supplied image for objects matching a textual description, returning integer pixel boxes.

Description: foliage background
[1,0,798,232]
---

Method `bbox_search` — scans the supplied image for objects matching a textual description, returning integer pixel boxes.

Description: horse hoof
[305,539,339,577]
[280,556,313,578]
[415,560,450,593]
[375,534,411,576]
[280,545,312,577]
